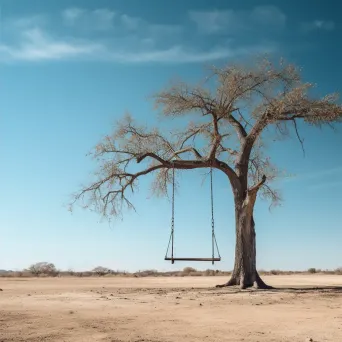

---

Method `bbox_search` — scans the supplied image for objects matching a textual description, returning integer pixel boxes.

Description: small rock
[306,338,313,342]
[199,303,203,306]
[0,288,3,291]
[27,294,31,296]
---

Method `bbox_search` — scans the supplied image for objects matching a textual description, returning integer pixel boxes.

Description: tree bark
[216,191,272,289]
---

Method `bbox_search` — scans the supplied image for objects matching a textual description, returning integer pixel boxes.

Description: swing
[164,162,221,265]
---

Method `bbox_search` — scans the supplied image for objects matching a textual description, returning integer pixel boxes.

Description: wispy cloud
[308,180,342,191]
[298,165,342,191]
[301,20,335,33]
[0,7,277,64]
[120,14,141,30]
[303,166,342,180]
[0,27,274,63]
[102,44,274,63]
[189,6,286,34]
[3,14,48,31]
[0,28,102,61]
[62,8,115,31]
[284,166,342,184]
[62,8,85,24]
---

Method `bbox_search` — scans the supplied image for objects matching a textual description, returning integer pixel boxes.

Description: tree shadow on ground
[261,286,342,294]
[209,285,342,295]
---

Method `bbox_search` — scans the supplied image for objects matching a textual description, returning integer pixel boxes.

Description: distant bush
[334,267,342,275]
[0,265,340,278]
[27,262,59,277]
[182,267,197,275]
[322,269,335,275]
[91,266,112,276]
[204,269,215,276]
[258,269,267,275]
[78,271,93,277]
[134,269,159,277]
[65,269,76,276]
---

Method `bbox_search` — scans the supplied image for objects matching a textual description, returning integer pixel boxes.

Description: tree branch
[136,153,166,164]
[248,175,267,194]
[292,119,305,157]
[225,109,248,142]
[172,147,203,159]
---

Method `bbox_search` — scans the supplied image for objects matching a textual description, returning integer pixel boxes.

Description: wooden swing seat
[164,257,221,262]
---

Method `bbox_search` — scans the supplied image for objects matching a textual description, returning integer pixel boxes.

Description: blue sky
[0,0,341,272]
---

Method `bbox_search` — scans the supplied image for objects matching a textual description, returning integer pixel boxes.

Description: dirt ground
[0,275,341,342]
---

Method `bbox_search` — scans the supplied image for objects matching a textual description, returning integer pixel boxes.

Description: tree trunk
[216,191,272,289]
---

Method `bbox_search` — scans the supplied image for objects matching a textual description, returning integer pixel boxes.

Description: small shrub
[92,266,111,276]
[322,269,335,274]
[134,269,159,277]
[334,267,342,275]
[27,262,59,277]
[66,269,76,276]
[182,267,197,275]
[308,268,316,274]
[204,269,215,276]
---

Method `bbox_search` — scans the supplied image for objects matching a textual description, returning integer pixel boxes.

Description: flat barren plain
[1,275,341,342]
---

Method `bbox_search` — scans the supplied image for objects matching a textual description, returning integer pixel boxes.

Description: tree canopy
[72,57,342,217]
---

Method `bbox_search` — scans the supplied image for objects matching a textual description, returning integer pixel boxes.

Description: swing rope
[165,162,221,264]
[210,166,221,263]
[165,163,175,262]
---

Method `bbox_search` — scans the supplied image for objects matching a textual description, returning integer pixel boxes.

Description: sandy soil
[0,275,341,342]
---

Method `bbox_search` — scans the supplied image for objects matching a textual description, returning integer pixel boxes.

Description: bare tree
[91,266,112,276]
[27,262,58,277]
[71,57,342,289]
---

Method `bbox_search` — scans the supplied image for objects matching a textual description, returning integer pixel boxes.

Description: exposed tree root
[215,271,274,290]
[254,272,274,289]
[215,277,238,288]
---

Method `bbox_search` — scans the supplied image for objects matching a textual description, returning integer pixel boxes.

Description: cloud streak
[62,8,116,31]
[189,6,286,34]
[0,27,275,63]
[303,166,342,180]
[283,166,342,186]
[301,20,335,32]
[0,28,102,61]
[308,180,342,191]
[0,7,278,64]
